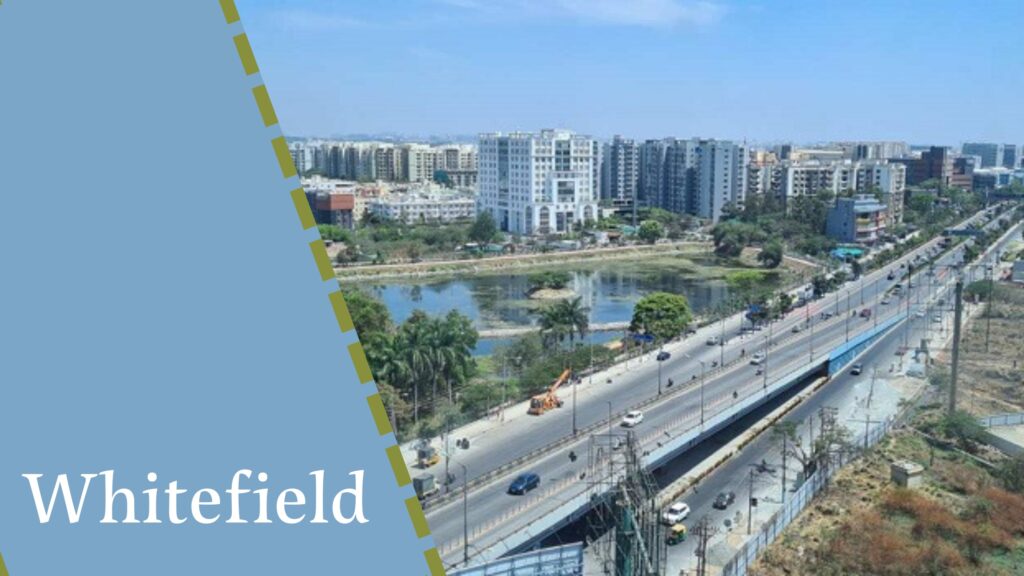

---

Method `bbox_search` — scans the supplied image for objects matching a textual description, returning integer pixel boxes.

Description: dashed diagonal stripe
[217,2,443,573]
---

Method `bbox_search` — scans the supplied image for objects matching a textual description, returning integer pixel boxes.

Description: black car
[656,351,671,362]
[713,491,736,509]
[508,472,540,495]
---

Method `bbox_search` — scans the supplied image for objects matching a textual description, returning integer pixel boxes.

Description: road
[425,206,1012,567]
[662,214,1020,575]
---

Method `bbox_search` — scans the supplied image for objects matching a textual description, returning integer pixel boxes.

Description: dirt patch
[749,431,1024,576]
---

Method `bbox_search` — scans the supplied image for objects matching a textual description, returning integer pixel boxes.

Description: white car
[621,410,644,427]
[706,336,721,346]
[750,352,766,365]
[914,310,926,319]
[662,502,690,525]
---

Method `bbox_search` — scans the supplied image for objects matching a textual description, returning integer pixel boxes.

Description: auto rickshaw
[666,523,688,545]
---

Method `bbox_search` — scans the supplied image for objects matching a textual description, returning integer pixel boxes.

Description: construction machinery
[528,369,570,415]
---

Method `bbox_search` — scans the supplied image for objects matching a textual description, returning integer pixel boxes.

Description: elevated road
[422,206,1013,568]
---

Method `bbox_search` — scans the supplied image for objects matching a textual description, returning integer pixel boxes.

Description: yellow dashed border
[0,551,9,576]
[217,2,444,574]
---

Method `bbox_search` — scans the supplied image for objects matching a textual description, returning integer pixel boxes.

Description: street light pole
[719,316,725,367]
[845,290,851,343]
[699,360,706,426]
[458,463,470,567]
[762,326,770,393]
[657,346,663,397]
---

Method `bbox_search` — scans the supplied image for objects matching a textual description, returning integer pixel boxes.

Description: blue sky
[239,0,1024,144]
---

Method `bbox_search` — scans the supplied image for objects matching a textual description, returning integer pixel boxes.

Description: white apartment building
[772,159,906,224]
[477,129,599,236]
[369,184,475,224]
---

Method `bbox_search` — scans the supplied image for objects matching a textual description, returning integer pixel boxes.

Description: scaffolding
[585,431,665,575]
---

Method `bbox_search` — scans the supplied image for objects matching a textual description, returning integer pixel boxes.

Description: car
[887,271,895,280]
[508,472,540,495]
[662,502,690,525]
[706,336,721,346]
[914,310,926,319]
[850,363,863,375]
[932,315,942,323]
[750,352,766,365]
[859,308,872,319]
[656,351,671,362]
[881,298,890,305]
[823,312,834,320]
[713,491,736,510]
[621,410,644,427]
[791,324,802,333]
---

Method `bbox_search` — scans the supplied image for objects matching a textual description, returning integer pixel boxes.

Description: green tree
[318,224,352,243]
[997,453,1024,493]
[938,410,987,452]
[536,297,590,350]
[342,290,392,340]
[528,270,572,292]
[727,270,769,303]
[630,292,692,342]
[758,239,784,269]
[469,211,498,244]
[638,220,665,244]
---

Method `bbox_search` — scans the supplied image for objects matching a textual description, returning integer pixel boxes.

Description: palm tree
[538,305,571,349]
[557,297,590,349]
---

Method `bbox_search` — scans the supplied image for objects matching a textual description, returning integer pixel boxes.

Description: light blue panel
[0,1,428,574]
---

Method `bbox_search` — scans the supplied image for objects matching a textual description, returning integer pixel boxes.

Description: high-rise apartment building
[477,129,599,236]
[601,135,639,203]
[636,138,747,222]
[638,139,670,210]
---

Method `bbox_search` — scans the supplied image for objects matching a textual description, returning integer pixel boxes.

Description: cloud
[435,0,726,28]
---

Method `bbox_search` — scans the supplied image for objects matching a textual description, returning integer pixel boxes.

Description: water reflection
[353,266,732,355]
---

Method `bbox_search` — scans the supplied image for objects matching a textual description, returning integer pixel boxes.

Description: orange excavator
[528,369,571,415]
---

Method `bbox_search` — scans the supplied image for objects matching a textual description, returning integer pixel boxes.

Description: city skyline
[241,0,1024,144]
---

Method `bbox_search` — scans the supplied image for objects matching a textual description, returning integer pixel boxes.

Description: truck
[528,369,570,416]
[413,474,439,500]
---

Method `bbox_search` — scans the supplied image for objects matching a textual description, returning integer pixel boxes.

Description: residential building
[636,137,747,221]
[767,159,905,225]
[288,139,478,185]
[745,148,774,195]
[311,192,356,229]
[638,139,670,211]
[826,195,888,245]
[369,184,475,224]
[601,135,639,204]
[477,129,599,236]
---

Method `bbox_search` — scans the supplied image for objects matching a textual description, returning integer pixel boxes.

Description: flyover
[424,206,1016,568]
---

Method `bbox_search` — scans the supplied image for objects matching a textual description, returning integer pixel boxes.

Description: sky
[239,0,1024,145]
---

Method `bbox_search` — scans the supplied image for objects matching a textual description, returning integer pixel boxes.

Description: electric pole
[747,469,754,535]
[948,278,964,416]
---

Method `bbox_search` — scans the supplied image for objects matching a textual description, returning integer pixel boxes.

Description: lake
[350,258,738,355]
